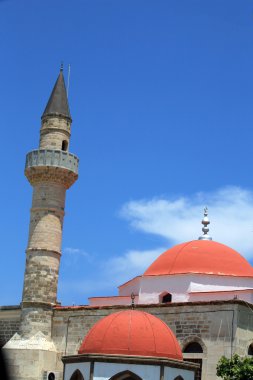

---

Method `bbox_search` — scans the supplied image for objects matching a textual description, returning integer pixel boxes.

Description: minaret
[20,66,79,337]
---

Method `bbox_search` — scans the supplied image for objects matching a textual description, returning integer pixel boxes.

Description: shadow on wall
[0,349,9,380]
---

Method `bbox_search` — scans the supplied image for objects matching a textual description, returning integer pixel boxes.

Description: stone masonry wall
[51,301,246,380]
[27,182,66,253]
[22,251,60,304]
[0,307,20,347]
[235,302,253,356]
[40,117,71,150]
[1,300,252,380]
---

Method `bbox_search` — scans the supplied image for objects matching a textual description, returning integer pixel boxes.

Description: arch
[70,369,84,380]
[159,291,172,303]
[109,370,143,380]
[62,140,68,151]
[181,336,206,355]
[183,342,203,353]
[248,343,253,355]
[182,337,206,380]
[174,377,184,380]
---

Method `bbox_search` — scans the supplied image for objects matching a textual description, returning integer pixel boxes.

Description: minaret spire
[42,66,71,121]
[198,207,212,241]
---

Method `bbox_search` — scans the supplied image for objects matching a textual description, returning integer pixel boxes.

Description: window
[109,370,142,380]
[183,341,204,380]
[70,369,84,380]
[62,140,68,151]
[184,359,202,380]
[183,342,203,353]
[159,292,172,303]
[174,376,184,380]
[248,343,253,355]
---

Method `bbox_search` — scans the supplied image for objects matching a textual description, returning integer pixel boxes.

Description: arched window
[62,140,68,151]
[183,342,203,353]
[183,340,204,380]
[174,376,184,380]
[109,370,142,380]
[159,292,172,303]
[248,343,253,355]
[162,293,172,303]
[70,369,84,380]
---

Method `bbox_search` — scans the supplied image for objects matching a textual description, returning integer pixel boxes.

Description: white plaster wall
[90,273,253,306]
[164,366,194,380]
[89,296,139,307]
[93,362,160,380]
[189,290,253,303]
[136,274,253,304]
[118,277,141,296]
[64,362,90,380]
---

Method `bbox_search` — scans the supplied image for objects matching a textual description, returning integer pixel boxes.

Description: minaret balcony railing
[25,149,79,175]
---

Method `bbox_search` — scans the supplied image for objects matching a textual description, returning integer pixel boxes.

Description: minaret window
[62,140,68,151]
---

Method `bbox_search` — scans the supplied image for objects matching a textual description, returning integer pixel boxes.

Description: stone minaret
[20,66,79,338]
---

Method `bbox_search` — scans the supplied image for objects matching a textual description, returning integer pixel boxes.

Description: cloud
[59,246,165,302]
[62,247,93,268]
[64,247,90,258]
[104,247,166,285]
[121,186,253,259]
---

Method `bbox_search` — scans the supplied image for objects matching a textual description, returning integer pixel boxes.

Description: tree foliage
[216,354,253,380]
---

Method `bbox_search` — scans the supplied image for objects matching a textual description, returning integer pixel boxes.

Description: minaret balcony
[25,149,79,175]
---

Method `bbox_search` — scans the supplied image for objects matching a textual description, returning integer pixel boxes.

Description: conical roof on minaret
[42,66,71,121]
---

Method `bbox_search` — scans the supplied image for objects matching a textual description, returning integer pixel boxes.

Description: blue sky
[1,0,253,305]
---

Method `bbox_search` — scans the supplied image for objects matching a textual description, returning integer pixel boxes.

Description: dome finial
[131,292,135,309]
[198,207,212,241]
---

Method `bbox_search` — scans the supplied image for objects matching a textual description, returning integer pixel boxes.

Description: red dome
[144,240,253,277]
[78,310,182,360]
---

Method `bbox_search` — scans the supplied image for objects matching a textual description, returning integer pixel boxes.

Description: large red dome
[144,240,253,277]
[78,310,183,360]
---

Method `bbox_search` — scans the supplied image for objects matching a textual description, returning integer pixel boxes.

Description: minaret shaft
[28,183,65,253]
[22,183,65,306]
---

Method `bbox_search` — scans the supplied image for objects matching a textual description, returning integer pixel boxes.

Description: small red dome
[78,310,182,360]
[144,240,253,277]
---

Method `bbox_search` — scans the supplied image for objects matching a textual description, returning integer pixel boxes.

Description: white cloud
[62,247,93,267]
[64,247,89,256]
[120,186,253,259]
[104,247,166,285]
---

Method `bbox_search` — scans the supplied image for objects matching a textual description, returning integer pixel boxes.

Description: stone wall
[0,307,20,347]
[1,300,253,379]
[40,117,71,150]
[51,300,253,380]
[235,302,253,356]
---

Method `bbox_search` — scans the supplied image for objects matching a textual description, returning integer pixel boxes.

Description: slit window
[62,140,68,151]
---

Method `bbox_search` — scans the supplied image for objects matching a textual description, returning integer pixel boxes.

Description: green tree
[216,354,253,380]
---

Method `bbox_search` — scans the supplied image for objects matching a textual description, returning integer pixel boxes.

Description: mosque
[1,68,253,380]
